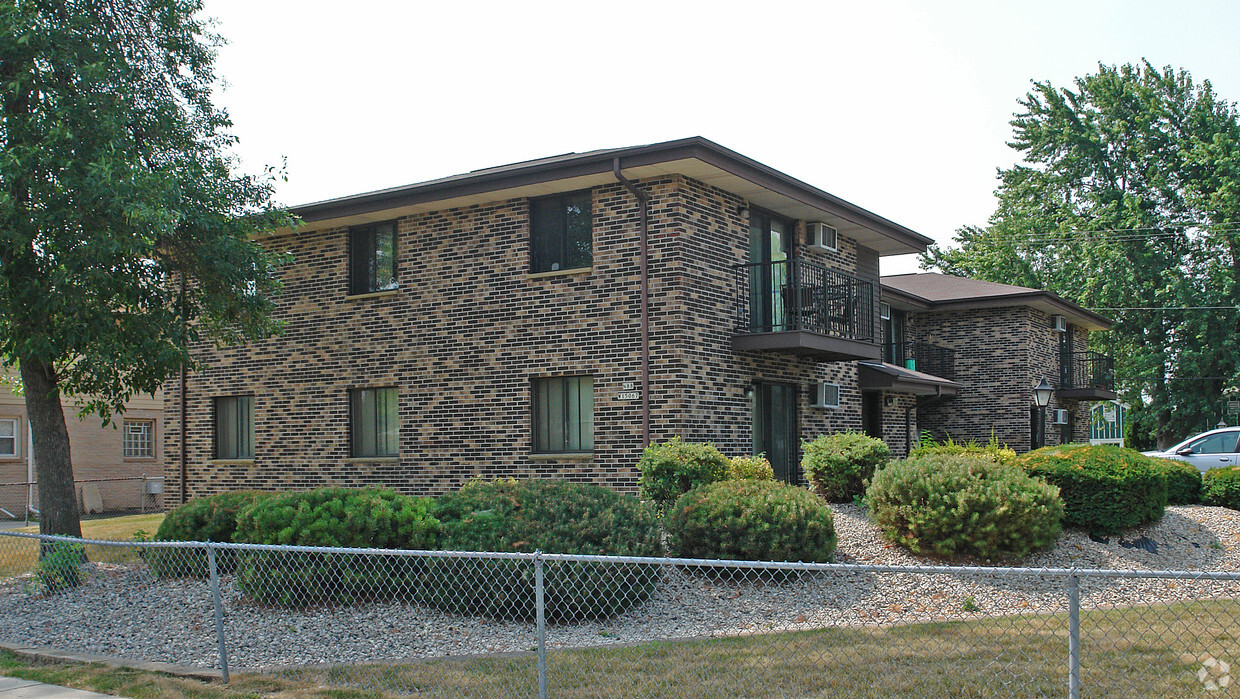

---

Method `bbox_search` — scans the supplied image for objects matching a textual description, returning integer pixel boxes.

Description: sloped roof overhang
[288,137,931,257]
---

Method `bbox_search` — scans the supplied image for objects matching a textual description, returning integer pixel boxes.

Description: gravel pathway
[1,504,1238,672]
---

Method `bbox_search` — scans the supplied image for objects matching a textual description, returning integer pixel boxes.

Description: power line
[1091,306,1240,311]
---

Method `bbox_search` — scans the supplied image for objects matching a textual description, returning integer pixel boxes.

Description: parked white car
[1142,427,1240,473]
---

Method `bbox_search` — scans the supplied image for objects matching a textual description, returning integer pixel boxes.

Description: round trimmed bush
[802,432,891,502]
[233,487,440,607]
[866,454,1064,560]
[1203,466,1240,510]
[728,454,775,481]
[665,480,836,564]
[638,437,730,507]
[1150,458,1202,505]
[150,490,271,577]
[1016,445,1166,535]
[429,479,662,621]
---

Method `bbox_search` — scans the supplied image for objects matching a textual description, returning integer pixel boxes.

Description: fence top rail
[3,529,1239,581]
[0,476,164,487]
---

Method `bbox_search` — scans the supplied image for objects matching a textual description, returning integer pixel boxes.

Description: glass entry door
[753,381,799,482]
[748,211,793,332]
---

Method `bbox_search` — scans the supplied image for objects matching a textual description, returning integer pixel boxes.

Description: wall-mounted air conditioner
[1051,315,1068,332]
[1052,409,1069,425]
[808,222,838,252]
[812,382,840,409]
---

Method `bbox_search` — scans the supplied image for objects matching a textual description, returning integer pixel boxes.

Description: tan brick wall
[167,174,880,499]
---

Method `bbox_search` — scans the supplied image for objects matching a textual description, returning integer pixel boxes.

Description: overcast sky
[202,1,1240,275]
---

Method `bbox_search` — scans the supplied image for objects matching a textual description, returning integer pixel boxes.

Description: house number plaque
[619,391,640,400]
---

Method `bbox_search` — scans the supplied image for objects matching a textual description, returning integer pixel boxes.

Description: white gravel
[1,504,1238,672]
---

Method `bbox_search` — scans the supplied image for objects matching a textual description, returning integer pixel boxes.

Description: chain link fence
[0,476,164,525]
[0,530,1237,697]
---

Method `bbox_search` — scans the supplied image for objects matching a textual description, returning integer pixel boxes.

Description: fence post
[535,551,547,699]
[1068,571,1080,699]
[139,475,145,515]
[206,544,231,683]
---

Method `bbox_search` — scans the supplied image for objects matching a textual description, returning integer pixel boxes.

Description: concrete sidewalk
[0,677,117,698]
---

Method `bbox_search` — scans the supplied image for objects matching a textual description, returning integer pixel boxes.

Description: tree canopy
[0,1,292,535]
[924,61,1240,449]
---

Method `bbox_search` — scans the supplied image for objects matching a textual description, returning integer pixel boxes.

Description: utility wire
[1091,306,1240,311]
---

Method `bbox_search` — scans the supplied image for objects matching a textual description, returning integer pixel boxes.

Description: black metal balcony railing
[1062,350,1115,392]
[882,341,956,381]
[733,259,876,342]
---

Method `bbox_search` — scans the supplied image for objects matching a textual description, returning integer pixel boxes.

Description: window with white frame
[0,419,16,457]
[123,420,154,458]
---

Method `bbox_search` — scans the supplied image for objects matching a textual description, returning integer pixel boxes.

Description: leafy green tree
[925,62,1240,449]
[0,1,291,536]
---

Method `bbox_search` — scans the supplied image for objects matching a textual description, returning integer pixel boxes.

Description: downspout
[179,274,188,505]
[613,158,651,446]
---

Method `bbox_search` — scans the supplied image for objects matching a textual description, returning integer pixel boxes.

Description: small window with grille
[123,420,154,458]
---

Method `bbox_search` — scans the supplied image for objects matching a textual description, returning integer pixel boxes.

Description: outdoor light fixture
[736,205,750,219]
[1032,378,1053,449]
[1032,378,1053,408]
[1218,419,1228,430]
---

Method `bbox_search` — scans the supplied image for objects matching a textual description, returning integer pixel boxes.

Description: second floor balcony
[1057,350,1117,401]
[882,341,956,381]
[732,259,879,361]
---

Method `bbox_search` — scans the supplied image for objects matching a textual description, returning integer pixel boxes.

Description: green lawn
[2,598,1234,698]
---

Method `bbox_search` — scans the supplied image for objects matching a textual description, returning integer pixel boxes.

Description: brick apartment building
[164,138,1114,503]
[874,273,1115,455]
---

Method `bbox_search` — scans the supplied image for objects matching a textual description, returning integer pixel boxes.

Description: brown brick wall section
[909,306,1095,452]
[166,175,876,500]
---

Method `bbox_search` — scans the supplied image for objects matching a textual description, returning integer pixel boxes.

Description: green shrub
[638,437,730,507]
[429,479,662,621]
[666,480,836,565]
[865,455,1063,560]
[802,432,891,502]
[910,436,1017,467]
[150,490,271,577]
[1150,458,1202,505]
[1016,445,1166,535]
[728,454,775,481]
[37,540,86,593]
[1203,466,1240,510]
[233,487,440,607]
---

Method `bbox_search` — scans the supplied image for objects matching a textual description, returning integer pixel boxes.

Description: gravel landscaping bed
[0,504,1237,671]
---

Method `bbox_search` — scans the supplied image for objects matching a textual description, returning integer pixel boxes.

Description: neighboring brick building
[873,273,1116,455]
[165,137,934,502]
[0,380,163,518]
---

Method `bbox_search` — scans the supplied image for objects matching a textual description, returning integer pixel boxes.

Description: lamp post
[1033,378,1053,450]
[1218,419,1228,430]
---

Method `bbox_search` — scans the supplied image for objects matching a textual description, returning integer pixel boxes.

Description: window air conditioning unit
[808,222,838,252]
[1052,409,1069,425]
[1051,315,1068,332]
[812,382,840,409]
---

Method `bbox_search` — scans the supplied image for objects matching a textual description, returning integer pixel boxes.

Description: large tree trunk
[19,357,81,538]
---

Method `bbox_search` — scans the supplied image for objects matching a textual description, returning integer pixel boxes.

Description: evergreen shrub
[1015,445,1166,535]
[429,479,662,621]
[802,432,890,502]
[1203,466,1240,510]
[638,437,730,507]
[150,490,270,577]
[665,479,836,566]
[866,454,1063,560]
[233,487,440,606]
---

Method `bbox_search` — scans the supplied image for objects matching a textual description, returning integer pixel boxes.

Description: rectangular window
[0,418,16,457]
[530,191,592,273]
[123,420,154,458]
[349,221,398,294]
[214,396,254,460]
[350,387,399,458]
[532,376,594,453]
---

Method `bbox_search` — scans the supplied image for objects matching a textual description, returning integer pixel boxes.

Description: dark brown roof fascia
[880,284,1112,330]
[291,138,934,252]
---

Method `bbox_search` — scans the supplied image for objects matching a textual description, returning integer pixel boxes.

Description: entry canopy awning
[858,362,959,397]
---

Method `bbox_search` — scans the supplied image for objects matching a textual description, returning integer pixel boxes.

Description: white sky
[203,0,1240,276]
